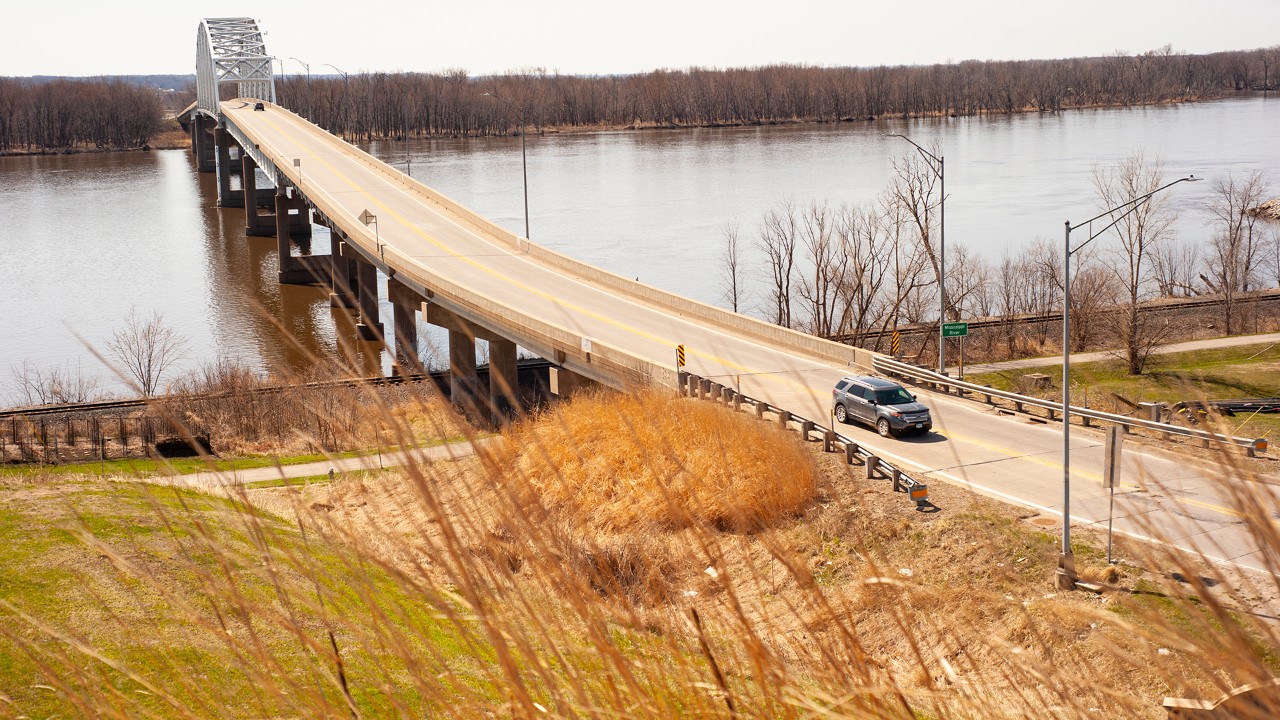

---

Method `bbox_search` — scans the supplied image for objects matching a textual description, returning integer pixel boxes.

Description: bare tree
[1093,154,1177,374]
[718,223,744,313]
[1152,239,1202,297]
[756,201,799,328]
[106,309,189,397]
[887,149,943,318]
[7,360,104,407]
[1201,170,1272,334]
[796,202,848,336]
[833,204,891,345]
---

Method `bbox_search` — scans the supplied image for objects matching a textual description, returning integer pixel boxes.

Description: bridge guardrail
[263,102,878,375]
[679,371,931,508]
[872,356,1268,457]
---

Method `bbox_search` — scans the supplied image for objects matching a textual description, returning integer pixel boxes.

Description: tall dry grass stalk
[2,372,1279,718]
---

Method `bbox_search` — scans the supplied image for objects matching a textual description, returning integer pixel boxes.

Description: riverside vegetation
[2,43,1277,153]
[2,380,1279,718]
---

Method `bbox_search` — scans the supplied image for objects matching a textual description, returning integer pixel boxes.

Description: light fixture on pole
[482,92,530,240]
[289,57,311,119]
[359,208,382,261]
[324,63,350,141]
[888,133,946,375]
[1057,174,1200,590]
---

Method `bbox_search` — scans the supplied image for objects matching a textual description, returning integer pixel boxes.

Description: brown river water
[1,97,1276,398]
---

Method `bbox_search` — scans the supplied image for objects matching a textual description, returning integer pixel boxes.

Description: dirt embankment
[1251,197,1280,221]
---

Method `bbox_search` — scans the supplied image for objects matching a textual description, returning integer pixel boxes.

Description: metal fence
[678,371,931,508]
[872,356,1268,457]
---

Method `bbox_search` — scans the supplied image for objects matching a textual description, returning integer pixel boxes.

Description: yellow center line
[231,106,1253,525]
[241,105,826,395]
[940,426,1244,518]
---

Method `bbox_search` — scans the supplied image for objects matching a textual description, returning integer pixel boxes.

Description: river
[1,96,1276,398]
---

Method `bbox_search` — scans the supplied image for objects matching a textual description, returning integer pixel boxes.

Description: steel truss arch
[196,17,275,119]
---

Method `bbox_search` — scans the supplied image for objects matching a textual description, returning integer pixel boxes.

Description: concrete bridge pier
[328,233,358,309]
[425,303,519,425]
[334,241,383,341]
[488,337,519,425]
[549,367,593,398]
[240,154,277,237]
[214,129,245,208]
[191,115,216,173]
[387,278,424,375]
[275,189,320,285]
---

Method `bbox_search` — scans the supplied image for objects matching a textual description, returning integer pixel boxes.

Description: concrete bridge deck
[200,97,1278,582]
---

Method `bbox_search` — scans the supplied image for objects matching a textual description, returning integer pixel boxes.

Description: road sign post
[1104,426,1123,564]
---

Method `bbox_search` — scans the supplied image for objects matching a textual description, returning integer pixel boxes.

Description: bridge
[181,19,1276,583]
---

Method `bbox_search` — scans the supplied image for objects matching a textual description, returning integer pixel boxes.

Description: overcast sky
[5,1,1278,77]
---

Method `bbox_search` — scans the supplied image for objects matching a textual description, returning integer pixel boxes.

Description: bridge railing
[873,356,1268,457]
[679,371,931,507]
[264,102,878,375]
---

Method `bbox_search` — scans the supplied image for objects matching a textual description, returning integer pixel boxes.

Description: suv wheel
[834,404,848,423]
[876,418,893,438]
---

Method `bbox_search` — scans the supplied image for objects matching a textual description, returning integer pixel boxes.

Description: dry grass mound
[501,388,816,533]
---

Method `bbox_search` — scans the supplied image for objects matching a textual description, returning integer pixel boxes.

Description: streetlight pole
[1057,174,1199,590]
[889,133,945,375]
[289,57,311,119]
[483,92,530,240]
[324,63,350,141]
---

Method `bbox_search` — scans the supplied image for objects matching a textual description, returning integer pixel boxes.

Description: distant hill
[16,74,195,91]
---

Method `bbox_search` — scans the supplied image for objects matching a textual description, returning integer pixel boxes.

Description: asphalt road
[221,101,1278,578]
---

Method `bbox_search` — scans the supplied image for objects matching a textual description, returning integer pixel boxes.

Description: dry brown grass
[4,380,1280,719]
[501,387,816,533]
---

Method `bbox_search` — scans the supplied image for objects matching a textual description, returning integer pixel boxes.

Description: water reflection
[0,97,1275,399]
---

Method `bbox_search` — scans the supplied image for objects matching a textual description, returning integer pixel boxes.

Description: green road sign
[942,322,969,338]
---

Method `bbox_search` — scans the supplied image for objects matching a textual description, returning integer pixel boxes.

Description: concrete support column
[330,235,358,309]
[387,278,423,374]
[275,189,320,285]
[355,258,382,341]
[215,128,244,208]
[193,116,216,173]
[275,190,300,279]
[488,337,519,424]
[241,154,274,237]
[549,367,593,398]
[449,328,480,414]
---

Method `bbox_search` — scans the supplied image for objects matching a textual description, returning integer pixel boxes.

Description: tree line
[0,78,164,152]
[275,45,1280,140]
[724,154,1277,375]
[1,44,1275,152]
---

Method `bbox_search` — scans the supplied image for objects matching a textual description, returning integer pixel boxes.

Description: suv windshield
[874,387,915,405]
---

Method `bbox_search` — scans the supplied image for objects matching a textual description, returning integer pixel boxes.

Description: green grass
[0,481,500,717]
[968,342,1280,440]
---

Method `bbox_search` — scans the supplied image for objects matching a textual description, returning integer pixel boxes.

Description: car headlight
[890,411,904,418]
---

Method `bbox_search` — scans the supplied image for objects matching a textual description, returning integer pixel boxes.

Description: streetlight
[483,92,530,240]
[888,133,946,375]
[1056,174,1200,590]
[289,57,312,119]
[324,63,350,141]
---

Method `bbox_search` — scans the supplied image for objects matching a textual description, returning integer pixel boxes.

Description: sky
[4,1,1278,78]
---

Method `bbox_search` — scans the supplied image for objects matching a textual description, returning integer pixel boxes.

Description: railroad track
[0,360,553,419]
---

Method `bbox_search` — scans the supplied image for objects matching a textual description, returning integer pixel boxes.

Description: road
[222,101,1278,578]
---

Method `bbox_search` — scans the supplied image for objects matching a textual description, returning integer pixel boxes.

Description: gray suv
[832,375,932,438]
